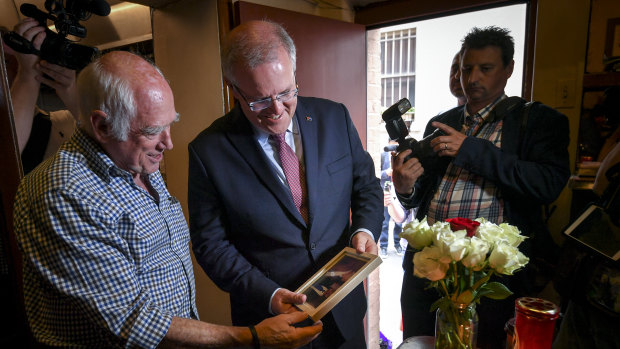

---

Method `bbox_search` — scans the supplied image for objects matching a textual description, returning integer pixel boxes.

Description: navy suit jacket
[187,96,383,340]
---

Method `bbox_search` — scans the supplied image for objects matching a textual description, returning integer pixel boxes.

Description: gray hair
[77,55,164,141]
[221,20,296,85]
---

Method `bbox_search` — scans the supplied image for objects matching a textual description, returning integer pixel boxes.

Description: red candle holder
[514,297,559,349]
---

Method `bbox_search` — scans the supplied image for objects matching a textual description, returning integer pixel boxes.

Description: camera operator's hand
[13,18,46,76]
[36,60,79,118]
[392,149,424,196]
[11,18,48,153]
[429,121,466,157]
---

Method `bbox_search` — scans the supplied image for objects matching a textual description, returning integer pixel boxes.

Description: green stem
[440,279,450,299]
[438,303,472,349]
[453,262,458,288]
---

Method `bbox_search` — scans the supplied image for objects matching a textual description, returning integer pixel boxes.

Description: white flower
[498,223,526,247]
[432,221,453,236]
[413,246,450,281]
[476,220,526,248]
[488,243,530,275]
[461,237,490,271]
[439,232,469,262]
[475,220,505,245]
[401,218,434,249]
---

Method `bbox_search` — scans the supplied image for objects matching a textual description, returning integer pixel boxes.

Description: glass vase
[435,301,478,349]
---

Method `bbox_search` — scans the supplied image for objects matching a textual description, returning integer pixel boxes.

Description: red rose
[446,217,480,237]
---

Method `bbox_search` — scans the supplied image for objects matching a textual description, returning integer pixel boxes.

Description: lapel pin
[305,115,312,121]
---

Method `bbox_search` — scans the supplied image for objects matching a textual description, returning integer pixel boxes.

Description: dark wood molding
[218,0,235,113]
[355,0,512,27]
[583,72,620,90]
[0,36,31,345]
[127,0,182,8]
[522,0,537,101]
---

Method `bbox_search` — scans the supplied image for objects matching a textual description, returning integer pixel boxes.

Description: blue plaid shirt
[14,129,198,348]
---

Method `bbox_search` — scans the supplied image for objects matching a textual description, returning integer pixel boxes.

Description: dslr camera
[382,97,444,167]
[2,0,111,70]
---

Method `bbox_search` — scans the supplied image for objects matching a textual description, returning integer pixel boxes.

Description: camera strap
[518,100,535,147]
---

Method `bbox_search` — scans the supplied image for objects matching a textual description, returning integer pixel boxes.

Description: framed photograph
[605,17,620,59]
[294,247,382,322]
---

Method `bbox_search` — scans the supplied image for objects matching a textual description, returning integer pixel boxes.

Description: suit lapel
[225,105,306,226]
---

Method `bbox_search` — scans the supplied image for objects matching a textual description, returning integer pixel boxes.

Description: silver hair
[221,20,296,85]
[77,55,165,141]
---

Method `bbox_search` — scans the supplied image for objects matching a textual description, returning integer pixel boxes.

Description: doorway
[366,4,528,347]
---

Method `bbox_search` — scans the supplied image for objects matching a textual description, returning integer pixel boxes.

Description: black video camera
[382,98,444,167]
[2,0,111,70]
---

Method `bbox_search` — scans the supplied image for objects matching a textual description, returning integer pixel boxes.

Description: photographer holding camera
[392,26,570,348]
[4,18,80,174]
[3,0,112,174]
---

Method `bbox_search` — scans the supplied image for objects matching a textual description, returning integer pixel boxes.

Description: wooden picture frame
[605,17,620,59]
[294,247,382,322]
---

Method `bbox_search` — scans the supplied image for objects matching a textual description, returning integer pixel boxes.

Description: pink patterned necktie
[271,133,308,223]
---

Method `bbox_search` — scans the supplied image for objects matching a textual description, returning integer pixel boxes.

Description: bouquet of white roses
[400,216,529,348]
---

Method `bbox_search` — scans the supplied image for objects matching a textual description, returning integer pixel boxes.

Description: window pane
[401,38,409,73]
[394,40,401,74]
[380,28,417,108]
[408,76,416,107]
[410,37,416,73]
[386,41,392,74]
[381,78,386,106]
[386,78,398,106]
[383,78,392,107]
[380,40,385,75]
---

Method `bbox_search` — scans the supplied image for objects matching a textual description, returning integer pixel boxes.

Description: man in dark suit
[392,26,570,348]
[188,20,383,349]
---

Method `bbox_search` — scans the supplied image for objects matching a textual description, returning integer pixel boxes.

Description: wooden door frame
[0,37,32,345]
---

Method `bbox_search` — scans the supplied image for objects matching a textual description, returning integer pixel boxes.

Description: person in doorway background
[449,51,468,107]
[379,139,403,257]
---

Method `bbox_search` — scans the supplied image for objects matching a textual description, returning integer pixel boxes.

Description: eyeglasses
[234,84,299,112]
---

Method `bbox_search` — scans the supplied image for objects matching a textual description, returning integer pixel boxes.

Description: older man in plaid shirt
[13,51,320,348]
